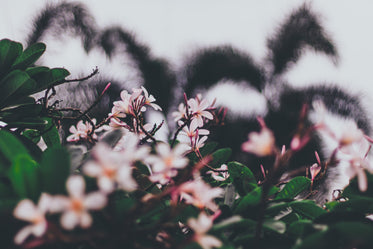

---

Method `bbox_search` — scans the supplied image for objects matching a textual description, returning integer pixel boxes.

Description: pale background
[1,0,373,117]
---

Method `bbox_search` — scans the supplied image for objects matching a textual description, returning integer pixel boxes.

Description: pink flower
[179,179,224,211]
[241,127,275,157]
[310,163,321,182]
[188,97,214,128]
[172,103,187,121]
[66,119,98,142]
[51,175,107,230]
[13,193,52,245]
[112,90,133,116]
[187,212,222,249]
[140,86,162,111]
[83,144,138,193]
[146,143,189,184]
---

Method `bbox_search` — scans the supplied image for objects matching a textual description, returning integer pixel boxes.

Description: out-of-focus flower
[146,143,189,184]
[342,138,372,192]
[241,127,275,157]
[51,175,107,230]
[83,144,138,193]
[187,212,222,249]
[188,97,214,128]
[13,193,52,245]
[310,163,321,182]
[66,119,97,142]
[172,103,187,121]
[207,164,229,182]
[179,179,224,211]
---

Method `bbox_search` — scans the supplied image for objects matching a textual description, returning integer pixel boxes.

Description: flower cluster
[173,94,217,155]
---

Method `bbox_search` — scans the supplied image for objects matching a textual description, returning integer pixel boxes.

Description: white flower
[51,175,107,230]
[241,127,275,157]
[207,164,229,182]
[13,193,52,245]
[66,119,97,142]
[179,179,224,211]
[112,90,133,116]
[187,212,222,249]
[146,143,189,184]
[172,103,187,121]
[83,144,138,193]
[188,97,214,128]
[140,86,162,111]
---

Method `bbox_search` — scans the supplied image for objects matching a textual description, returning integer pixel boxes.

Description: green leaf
[289,200,326,220]
[41,119,61,148]
[6,117,48,129]
[228,161,257,196]
[263,220,286,234]
[30,68,70,93]
[0,70,34,108]
[275,176,311,200]
[0,103,42,121]
[8,154,41,201]
[40,147,70,194]
[12,43,46,70]
[22,129,41,144]
[234,187,262,214]
[0,39,22,77]
[188,142,218,162]
[287,219,316,238]
[0,130,30,167]
[209,148,232,168]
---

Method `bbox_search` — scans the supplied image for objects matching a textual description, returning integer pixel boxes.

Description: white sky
[1,0,373,116]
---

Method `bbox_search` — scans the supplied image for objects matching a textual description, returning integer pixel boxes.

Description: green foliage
[0,38,70,132]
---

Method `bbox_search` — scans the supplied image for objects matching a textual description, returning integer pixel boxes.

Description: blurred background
[1,0,373,116]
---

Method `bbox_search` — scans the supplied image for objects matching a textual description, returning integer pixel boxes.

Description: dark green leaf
[22,129,41,144]
[0,39,22,77]
[287,219,315,238]
[289,200,326,220]
[263,220,286,234]
[0,130,29,167]
[0,70,34,108]
[30,68,70,93]
[228,161,257,196]
[40,147,70,194]
[0,103,42,120]
[12,43,46,70]
[275,176,311,200]
[6,117,48,129]
[41,119,61,148]
[209,148,232,168]
[234,187,262,214]
[8,154,41,201]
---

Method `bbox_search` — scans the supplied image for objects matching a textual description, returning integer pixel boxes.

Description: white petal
[84,192,107,210]
[83,162,103,177]
[157,143,171,157]
[33,221,47,237]
[48,196,70,213]
[98,176,115,193]
[198,235,222,249]
[61,211,79,230]
[13,200,38,222]
[117,167,138,191]
[38,193,53,213]
[79,212,93,229]
[14,225,33,245]
[66,175,85,198]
